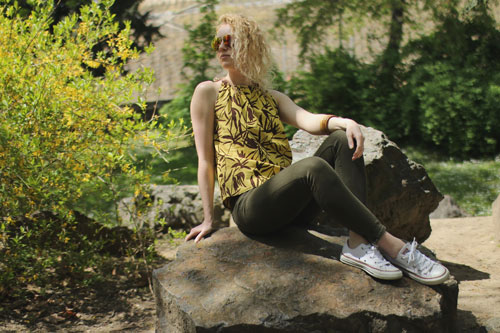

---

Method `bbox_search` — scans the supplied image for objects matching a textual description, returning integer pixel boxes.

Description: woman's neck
[225,70,252,86]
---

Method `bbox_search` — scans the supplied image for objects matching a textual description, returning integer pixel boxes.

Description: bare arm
[270,90,365,160]
[185,81,217,243]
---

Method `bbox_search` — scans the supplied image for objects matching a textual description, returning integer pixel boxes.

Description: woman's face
[215,24,234,70]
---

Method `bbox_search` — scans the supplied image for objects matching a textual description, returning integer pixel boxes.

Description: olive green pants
[231,130,386,244]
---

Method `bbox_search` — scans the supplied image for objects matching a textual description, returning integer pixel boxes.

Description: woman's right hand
[185,221,213,243]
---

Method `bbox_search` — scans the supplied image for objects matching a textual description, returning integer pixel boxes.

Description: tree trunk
[379,0,405,85]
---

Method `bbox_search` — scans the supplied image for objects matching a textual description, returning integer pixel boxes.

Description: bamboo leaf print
[213,81,292,207]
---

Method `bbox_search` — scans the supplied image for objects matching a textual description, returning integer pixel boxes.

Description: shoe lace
[405,238,435,274]
[367,245,392,267]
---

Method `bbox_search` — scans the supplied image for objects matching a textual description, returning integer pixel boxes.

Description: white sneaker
[340,242,403,280]
[388,238,450,285]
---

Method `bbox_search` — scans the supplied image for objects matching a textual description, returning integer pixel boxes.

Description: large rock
[493,194,500,241]
[493,194,500,223]
[430,195,469,219]
[154,227,458,332]
[290,127,443,243]
[118,185,230,230]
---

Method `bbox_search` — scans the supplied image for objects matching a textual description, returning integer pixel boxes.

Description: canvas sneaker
[340,242,403,280]
[388,238,450,285]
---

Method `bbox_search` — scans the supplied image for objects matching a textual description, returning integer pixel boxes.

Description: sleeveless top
[213,81,292,208]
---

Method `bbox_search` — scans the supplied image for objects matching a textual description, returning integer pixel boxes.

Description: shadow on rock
[243,225,344,261]
[456,309,489,333]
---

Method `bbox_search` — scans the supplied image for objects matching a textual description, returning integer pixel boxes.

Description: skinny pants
[231,130,386,244]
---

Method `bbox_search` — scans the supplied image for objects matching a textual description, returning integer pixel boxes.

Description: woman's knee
[297,157,342,185]
[297,156,332,174]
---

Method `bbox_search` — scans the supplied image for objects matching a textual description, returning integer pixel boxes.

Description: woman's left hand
[270,90,365,160]
[344,119,364,160]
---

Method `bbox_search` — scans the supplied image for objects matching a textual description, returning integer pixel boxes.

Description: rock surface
[493,194,500,224]
[118,185,230,230]
[430,195,469,219]
[493,194,500,241]
[290,127,443,243]
[154,227,458,333]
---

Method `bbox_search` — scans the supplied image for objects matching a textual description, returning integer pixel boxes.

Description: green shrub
[287,48,370,121]
[401,7,500,157]
[0,0,184,297]
[286,48,408,141]
[286,4,500,157]
[404,63,499,157]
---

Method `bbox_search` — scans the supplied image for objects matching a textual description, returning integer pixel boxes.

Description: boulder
[430,195,469,219]
[153,227,458,332]
[493,194,500,241]
[118,185,230,231]
[290,127,443,243]
[493,194,500,224]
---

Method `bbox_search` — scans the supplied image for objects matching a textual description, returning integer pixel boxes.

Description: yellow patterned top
[214,81,292,208]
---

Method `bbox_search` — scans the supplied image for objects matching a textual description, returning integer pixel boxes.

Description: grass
[403,146,500,216]
[77,138,500,221]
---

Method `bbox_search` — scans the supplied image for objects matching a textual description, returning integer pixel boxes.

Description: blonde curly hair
[217,14,273,89]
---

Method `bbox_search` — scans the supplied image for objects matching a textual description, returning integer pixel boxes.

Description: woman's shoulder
[267,89,288,104]
[267,89,281,98]
[194,80,220,95]
[192,80,224,105]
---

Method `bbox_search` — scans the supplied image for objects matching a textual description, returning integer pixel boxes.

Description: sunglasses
[211,34,232,51]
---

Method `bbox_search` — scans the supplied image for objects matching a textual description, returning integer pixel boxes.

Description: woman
[185,14,449,285]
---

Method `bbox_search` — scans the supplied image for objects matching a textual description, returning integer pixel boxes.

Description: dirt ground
[0,236,186,333]
[424,216,500,332]
[1,217,498,332]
